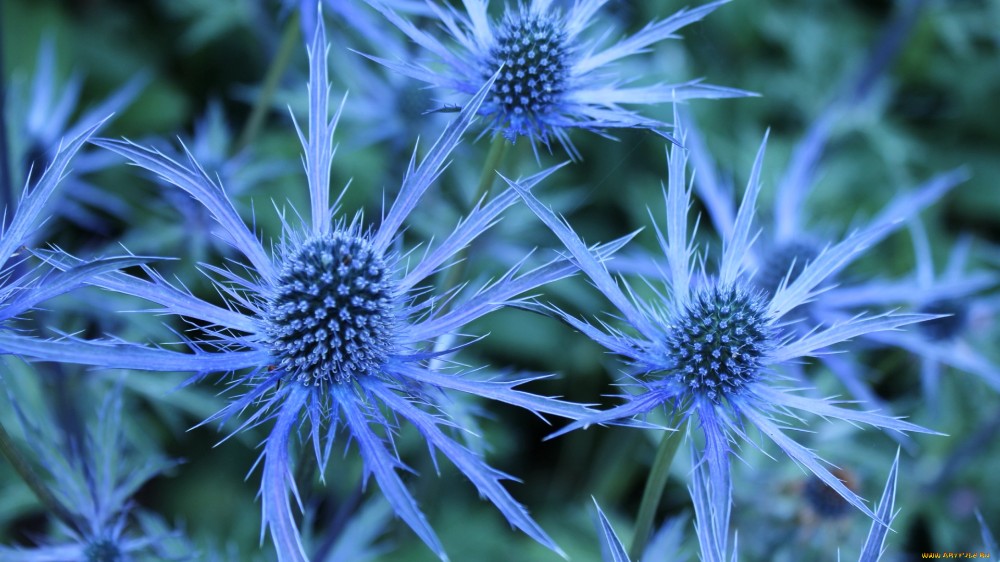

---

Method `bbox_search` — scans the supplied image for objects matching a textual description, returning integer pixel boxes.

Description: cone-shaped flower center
[85,539,122,562]
[666,284,772,402]
[754,240,821,297]
[265,232,394,385]
[485,11,569,123]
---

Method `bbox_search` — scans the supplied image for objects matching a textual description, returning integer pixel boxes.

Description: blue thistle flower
[682,108,965,421]
[5,37,147,232]
[0,382,189,561]
[364,0,752,159]
[2,19,607,562]
[507,119,939,528]
[819,222,1000,402]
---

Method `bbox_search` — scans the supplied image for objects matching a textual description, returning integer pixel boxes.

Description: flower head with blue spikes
[0,17,606,562]
[0,383,189,562]
[5,37,147,233]
[508,117,939,530]
[364,0,752,159]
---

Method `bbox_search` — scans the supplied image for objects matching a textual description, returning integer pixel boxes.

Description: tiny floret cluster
[368,0,750,158]
[484,9,569,136]
[265,231,395,385]
[666,284,773,402]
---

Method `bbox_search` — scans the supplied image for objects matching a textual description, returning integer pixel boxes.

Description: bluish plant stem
[628,414,688,561]
[0,416,78,531]
[235,10,301,153]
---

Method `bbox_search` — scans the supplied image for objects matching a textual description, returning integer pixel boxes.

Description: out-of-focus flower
[5,37,147,233]
[819,222,1000,404]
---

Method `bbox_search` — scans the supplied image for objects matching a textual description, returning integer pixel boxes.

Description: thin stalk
[628,414,688,561]
[472,134,510,206]
[436,135,509,304]
[235,11,301,153]
[0,418,79,531]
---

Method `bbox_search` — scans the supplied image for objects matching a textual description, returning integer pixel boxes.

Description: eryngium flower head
[508,119,938,528]
[0,384,187,561]
[681,73,964,421]
[364,0,752,158]
[6,37,147,232]
[818,221,1000,403]
[4,18,601,562]
[263,229,395,384]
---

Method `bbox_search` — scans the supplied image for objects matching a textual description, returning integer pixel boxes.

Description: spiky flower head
[365,0,751,159]
[2,17,602,562]
[508,116,939,532]
[819,220,1000,401]
[0,383,189,561]
[5,37,147,233]
[263,228,395,385]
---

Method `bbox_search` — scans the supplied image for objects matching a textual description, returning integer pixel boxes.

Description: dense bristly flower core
[754,240,821,297]
[484,11,569,127]
[665,284,773,402]
[917,299,968,341]
[85,539,122,562]
[265,232,394,385]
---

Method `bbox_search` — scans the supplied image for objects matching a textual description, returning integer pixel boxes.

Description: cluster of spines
[484,9,569,126]
[264,231,395,385]
[665,283,773,403]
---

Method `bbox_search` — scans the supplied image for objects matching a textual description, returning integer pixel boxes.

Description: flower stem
[0,418,78,531]
[628,414,688,561]
[473,134,510,204]
[235,10,301,153]
[437,135,510,303]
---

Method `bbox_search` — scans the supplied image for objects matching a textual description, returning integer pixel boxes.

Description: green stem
[0,418,78,531]
[437,135,509,302]
[234,11,301,153]
[628,415,688,561]
[472,134,510,205]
